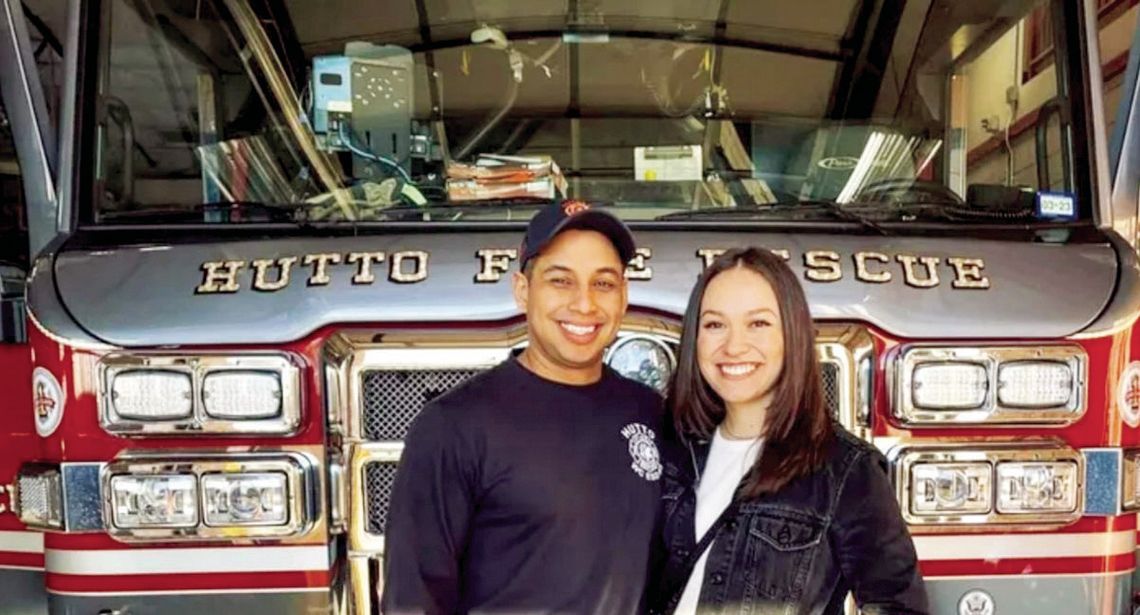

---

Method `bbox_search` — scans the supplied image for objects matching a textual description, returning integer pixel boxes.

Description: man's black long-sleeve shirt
[381,357,664,614]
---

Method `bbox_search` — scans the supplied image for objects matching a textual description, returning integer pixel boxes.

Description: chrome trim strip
[1122,449,1140,511]
[101,451,319,542]
[349,442,402,554]
[816,324,875,439]
[892,345,1088,426]
[98,353,302,436]
[890,441,1084,529]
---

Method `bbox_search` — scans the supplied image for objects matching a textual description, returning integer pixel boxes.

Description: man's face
[512,229,629,384]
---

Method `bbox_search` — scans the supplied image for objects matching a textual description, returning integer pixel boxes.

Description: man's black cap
[519,200,636,268]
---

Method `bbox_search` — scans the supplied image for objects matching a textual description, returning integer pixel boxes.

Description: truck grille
[361,369,480,441]
[358,358,845,539]
[364,462,397,535]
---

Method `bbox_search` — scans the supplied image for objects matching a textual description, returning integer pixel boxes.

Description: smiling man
[382,201,664,615]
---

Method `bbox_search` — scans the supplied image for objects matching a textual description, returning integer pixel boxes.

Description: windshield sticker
[635,145,702,182]
[1037,192,1077,220]
[195,248,988,293]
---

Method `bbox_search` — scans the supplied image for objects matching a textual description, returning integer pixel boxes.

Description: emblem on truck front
[32,367,64,437]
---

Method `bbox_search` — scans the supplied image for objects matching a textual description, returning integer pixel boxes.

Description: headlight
[895,346,1086,425]
[202,370,282,419]
[202,472,288,526]
[109,474,198,528]
[996,461,1079,514]
[893,443,1082,526]
[909,462,992,516]
[997,361,1075,408]
[606,335,675,393]
[912,363,987,409]
[110,369,193,420]
[103,453,315,542]
[99,354,301,436]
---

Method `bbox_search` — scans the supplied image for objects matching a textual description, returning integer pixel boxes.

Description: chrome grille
[821,361,840,419]
[364,462,398,535]
[362,369,480,441]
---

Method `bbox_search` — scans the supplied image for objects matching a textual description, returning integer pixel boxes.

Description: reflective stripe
[914,530,1134,561]
[0,530,45,554]
[45,545,329,575]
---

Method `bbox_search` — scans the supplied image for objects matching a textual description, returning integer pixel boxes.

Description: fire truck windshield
[84,0,1085,226]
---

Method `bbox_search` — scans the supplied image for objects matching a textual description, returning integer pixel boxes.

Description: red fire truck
[4,0,1140,613]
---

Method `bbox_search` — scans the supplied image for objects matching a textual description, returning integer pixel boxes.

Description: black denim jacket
[652,425,929,615]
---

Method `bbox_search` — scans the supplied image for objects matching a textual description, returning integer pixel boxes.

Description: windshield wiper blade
[657,200,889,235]
[97,200,305,224]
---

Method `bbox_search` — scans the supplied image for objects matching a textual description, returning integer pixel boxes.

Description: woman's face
[696,265,785,412]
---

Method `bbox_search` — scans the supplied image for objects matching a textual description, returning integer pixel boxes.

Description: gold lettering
[250,257,298,292]
[474,249,517,283]
[769,249,791,261]
[625,248,653,281]
[804,251,842,282]
[303,253,343,286]
[854,252,892,283]
[390,250,429,283]
[697,248,727,269]
[346,251,387,285]
[195,260,245,294]
[947,257,991,289]
[896,255,941,288]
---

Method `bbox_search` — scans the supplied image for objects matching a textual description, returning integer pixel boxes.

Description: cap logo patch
[562,200,590,216]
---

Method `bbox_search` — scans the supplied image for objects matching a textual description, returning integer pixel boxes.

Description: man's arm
[381,404,478,615]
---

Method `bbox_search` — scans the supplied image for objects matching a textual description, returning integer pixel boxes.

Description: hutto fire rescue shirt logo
[194,248,990,292]
[1119,362,1140,428]
[32,367,64,437]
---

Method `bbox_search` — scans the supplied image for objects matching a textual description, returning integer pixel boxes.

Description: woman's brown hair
[668,247,834,498]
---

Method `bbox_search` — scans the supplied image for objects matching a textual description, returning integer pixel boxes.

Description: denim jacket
[652,425,928,615]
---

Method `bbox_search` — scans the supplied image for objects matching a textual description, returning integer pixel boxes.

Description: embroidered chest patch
[621,423,662,481]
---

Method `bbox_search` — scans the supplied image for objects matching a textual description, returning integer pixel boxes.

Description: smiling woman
[655,247,928,615]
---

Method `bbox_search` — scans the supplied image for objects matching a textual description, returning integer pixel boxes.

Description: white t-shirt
[674,427,763,615]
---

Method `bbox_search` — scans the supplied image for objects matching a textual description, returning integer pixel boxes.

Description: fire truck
[3,0,1140,613]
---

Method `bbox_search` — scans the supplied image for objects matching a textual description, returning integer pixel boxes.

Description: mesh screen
[820,361,840,420]
[364,462,398,535]
[361,369,481,441]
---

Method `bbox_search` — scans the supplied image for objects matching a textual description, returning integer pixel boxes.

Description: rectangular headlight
[910,462,992,516]
[895,346,1086,425]
[103,453,314,542]
[912,362,988,409]
[202,472,288,526]
[202,371,283,419]
[997,361,1075,409]
[996,461,1079,514]
[110,370,193,420]
[99,354,301,436]
[15,465,64,529]
[894,443,1082,526]
[109,474,198,528]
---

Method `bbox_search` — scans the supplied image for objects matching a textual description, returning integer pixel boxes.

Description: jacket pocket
[743,508,825,601]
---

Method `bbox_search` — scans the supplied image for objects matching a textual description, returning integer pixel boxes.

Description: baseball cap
[519,200,636,269]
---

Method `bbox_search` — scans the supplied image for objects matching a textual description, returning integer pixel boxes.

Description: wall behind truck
[967,1,1140,189]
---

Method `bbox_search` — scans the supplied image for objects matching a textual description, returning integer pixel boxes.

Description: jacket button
[677,548,690,559]
[725,520,738,532]
[710,573,725,585]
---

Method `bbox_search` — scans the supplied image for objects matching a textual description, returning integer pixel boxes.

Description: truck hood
[44,230,1116,346]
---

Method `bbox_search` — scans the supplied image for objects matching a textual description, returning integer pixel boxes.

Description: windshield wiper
[98,200,304,224]
[656,200,889,235]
